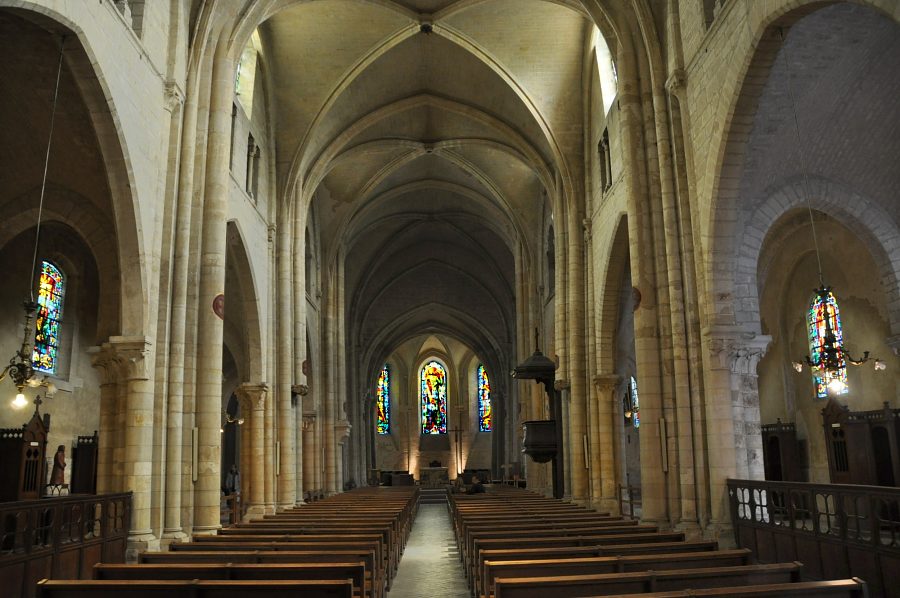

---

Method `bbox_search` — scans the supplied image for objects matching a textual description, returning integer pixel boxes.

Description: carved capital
[92,336,151,382]
[334,420,352,445]
[292,384,309,396]
[554,379,570,391]
[582,218,592,242]
[592,373,621,395]
[665,68,686,97]
[163,79,184,113]
[301,413,316,431]
[705,326,771,374]
[88,345,119,385]
[236,382,268,411]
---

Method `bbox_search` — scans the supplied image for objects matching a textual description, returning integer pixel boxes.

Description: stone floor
[388,503,470,597]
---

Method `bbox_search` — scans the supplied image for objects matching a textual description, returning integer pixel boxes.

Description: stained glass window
[630,376,640,429]
[477,364,492,432]
[807,289,848,399]
[421,361,447,434]
[32,261,65,374]
[376,364,390,434]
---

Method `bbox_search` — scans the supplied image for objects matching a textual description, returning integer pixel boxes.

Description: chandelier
[0,39,66,409]
[778,29,884,396]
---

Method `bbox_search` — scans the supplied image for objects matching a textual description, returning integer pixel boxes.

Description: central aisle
[388,503,470,597]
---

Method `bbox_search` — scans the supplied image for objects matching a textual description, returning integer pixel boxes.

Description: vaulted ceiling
[259,0,594,380]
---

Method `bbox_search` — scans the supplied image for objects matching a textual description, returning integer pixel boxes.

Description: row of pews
[34,486,418,598]
[451,487,870,598]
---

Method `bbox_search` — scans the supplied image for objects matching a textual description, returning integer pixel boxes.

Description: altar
[419,466,449,488]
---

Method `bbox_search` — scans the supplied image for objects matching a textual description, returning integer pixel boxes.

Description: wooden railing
[728,478,900,598]
[0,492,131,598]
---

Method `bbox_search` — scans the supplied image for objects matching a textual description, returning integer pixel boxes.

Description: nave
[27,485,871,598]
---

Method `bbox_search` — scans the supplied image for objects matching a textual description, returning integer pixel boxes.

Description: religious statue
[49,445,66,486]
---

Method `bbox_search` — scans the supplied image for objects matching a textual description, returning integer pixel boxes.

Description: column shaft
[193,51,233,533]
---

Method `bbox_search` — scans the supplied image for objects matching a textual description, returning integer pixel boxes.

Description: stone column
[108,336,157,554]
[193,50,234,534]
[335,420,352,490]
[236,383,268,517]
[592,374,621,513]
[302,412,316,493]
[276,216,296,510]
[89,346,119,494]
[704,327,771,533]
[293,384,308,503]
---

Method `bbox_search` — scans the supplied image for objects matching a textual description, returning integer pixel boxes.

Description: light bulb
[792,361,804,373]
[874,360,887,371]
[12,393,28,409]
[219,428,224,434]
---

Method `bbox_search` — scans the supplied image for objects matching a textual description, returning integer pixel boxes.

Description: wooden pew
[35,579,354,598]
[94,562,369,598]
[588,578,870,597]
[474,541,721,597]
[480,549,753,597]
[168,539,386,592]
[490,562,804,597]
[138,549,380,598]
[470,531,688,577]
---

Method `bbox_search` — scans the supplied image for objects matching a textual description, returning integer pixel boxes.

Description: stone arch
[225,220,265,383]
[596,214,631,374]
[8,3,147,337]
[706,0,900,326]
[734,178,900,337]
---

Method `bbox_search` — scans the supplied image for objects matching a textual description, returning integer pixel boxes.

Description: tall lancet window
[376,364,390,434]
[477,364,492,432]
[32,260,65,374]
[630,376,640,429]
[807,289,848,399]
[421,361,447,434]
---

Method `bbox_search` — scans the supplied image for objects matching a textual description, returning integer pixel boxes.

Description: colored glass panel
[32,261,65,374]
[477,364,492,432]
[376,364,390,434]
[807,290,848,399]
[421,361,447,434]
[630,376,640,429]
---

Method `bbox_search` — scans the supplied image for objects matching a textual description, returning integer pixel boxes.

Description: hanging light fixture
[778,29,885,396]
[0,38,66,409]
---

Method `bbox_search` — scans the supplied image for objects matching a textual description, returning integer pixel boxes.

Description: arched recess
[705,0,900,329]
[225,220,265,384]
[734,179,900,338]
[4,5,146,336]
[595,214,641,491]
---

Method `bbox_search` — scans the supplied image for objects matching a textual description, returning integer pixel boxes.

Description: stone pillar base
[592,497,620,515]
[702,521,737,548]
[192,525,220,537]
[674,520,703,541]
[125,532,160,563]
[159,530,189,550]
[244,504,266,520]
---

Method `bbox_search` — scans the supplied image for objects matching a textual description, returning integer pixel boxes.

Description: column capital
[236,382,268,410]
[704,325,771,373]
[292,384,309,396]
[665,68,686,98]
[592,373,621,394]
[335,420,352,445]
[301,413,316,431]
[91,336,152,381]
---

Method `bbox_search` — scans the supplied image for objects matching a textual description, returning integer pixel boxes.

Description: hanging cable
[780,27,825,287]
[29,36,66,302]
